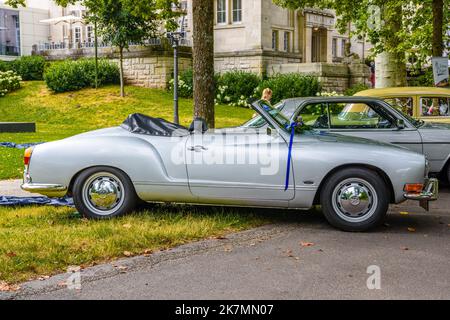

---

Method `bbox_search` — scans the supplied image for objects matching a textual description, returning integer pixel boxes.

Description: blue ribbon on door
[284,122,297,191]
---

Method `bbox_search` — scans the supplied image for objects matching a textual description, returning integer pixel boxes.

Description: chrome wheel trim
[81,172,125,216]
[331,178,378,223]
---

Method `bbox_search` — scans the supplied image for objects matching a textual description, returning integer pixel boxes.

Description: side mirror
[396,119,405,130]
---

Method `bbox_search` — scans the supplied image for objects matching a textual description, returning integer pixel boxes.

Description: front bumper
[404,178,439,211]
[21,183,68,198]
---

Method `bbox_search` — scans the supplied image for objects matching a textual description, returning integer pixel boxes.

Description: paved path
[0,179,39,197]
[1,188,449,300]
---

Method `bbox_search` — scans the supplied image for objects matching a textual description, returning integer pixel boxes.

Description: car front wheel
[320,168,389,232]
[73,167,138,219]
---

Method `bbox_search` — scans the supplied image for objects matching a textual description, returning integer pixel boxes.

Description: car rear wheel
[320,168,389,232]
[73,167,138,219]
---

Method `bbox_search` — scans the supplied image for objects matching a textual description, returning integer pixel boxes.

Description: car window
[384,97,413,116]
[420,97,449,117]
[298,103,329,129]
[241,101,285,128]
[328,103,395,129]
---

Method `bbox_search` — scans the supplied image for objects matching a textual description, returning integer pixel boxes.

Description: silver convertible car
[22,99,438,231]
[244,97,450,181]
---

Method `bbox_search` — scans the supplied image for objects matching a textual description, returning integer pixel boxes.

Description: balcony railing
[35,37,191,52]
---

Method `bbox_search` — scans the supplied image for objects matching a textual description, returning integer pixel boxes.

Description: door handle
[188,145,208,152]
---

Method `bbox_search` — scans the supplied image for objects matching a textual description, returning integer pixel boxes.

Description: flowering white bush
[316,91,344,97]
[0,70,21,97]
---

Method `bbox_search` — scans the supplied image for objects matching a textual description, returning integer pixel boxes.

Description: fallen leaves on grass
[123,251,133,257]
[300,242,315,247]
[122,223,132,229]
[0,281,20,292]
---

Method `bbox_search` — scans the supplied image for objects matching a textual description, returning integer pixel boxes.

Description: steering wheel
[313,114,329,128]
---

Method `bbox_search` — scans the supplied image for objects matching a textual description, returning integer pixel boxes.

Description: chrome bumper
[21,183,68,197]
[404,178,439,211]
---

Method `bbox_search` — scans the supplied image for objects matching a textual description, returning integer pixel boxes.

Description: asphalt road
[2,188,450,300]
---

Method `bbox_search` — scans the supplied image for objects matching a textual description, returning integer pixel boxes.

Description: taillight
[404,183,424,193]
[24,147,34,166]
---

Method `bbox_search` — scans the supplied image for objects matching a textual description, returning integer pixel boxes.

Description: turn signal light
[404,184,424,193]
[24,147,34,166]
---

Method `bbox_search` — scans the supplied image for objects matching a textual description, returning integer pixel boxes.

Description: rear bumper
[404,178,439,210]
[21,183,68,198]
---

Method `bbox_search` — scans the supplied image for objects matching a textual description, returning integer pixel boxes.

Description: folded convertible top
[121,113,189,137]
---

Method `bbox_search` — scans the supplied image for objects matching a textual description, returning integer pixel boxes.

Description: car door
[325,101,423,154]
[185,127,295,202]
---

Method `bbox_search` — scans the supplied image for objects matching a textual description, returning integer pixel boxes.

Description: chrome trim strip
[21,183,67,193]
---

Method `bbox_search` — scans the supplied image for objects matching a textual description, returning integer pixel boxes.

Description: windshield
[243,100,299,128]
[257,101,291,130]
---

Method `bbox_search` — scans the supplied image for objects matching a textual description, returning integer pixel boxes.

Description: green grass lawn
[0,82,267,285]
[0,81,253,180]
[0,205,277,284]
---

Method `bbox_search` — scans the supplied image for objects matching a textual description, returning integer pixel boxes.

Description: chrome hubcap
[82,173,124,216]
[332,178,378,223]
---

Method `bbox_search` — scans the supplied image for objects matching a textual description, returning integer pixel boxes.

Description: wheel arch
[313,163,395,205]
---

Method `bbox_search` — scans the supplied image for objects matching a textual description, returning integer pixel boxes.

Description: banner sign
[432,56,449,86]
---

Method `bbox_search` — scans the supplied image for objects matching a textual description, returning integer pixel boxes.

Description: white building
[0,0,50,60]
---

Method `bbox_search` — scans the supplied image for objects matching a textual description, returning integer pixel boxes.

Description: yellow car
[356,87,450,122]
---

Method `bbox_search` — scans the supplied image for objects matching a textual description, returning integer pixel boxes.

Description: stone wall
[268,62,370,93]
[214,50,302,76]
[34,43,192,89]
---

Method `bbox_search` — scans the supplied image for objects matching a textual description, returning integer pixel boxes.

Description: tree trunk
[119,46,125,97]
[432,0,444,57]
[192,0,215,128]
[375,3,407,88]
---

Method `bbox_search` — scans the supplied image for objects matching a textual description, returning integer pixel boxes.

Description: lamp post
[168,31,183,125]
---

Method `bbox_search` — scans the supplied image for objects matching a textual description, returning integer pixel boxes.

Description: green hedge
[0,70,22,97]
[44,59,120,93]
[11,56,47,81]
[216,71,261,107]
[255,74,322,104]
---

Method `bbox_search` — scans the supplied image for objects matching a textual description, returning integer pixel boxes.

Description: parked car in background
[356,87,450,122]
[243,97,450,181]
[21,100,438,232]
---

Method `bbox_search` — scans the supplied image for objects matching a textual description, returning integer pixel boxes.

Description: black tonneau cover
[121,113,189,137]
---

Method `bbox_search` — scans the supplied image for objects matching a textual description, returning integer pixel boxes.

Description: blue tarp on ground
[0,196,74,207]
[0,142,44,149]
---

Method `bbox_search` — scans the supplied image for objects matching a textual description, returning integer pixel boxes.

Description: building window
[86,26,94,43]
[232,0,242,23]
[332,38,337,57]
[0,8,21,56]
[217,0,226,24]
[283,32,290,52]
[272,30,279,51]
[74,26,82,43]
[341,39,346,57]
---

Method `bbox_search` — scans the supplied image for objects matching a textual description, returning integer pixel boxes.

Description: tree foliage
[274,0,449,69]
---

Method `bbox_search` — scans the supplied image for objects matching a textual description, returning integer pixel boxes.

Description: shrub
[44,59,120,93]
[344,83,370,96]
[0,60,12,72]
[408,68,435,87]
[11,56,46,80]
[255,74,321,104]
[0,70,22,97]
[216,71,261,107]
[169,68,194,98]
